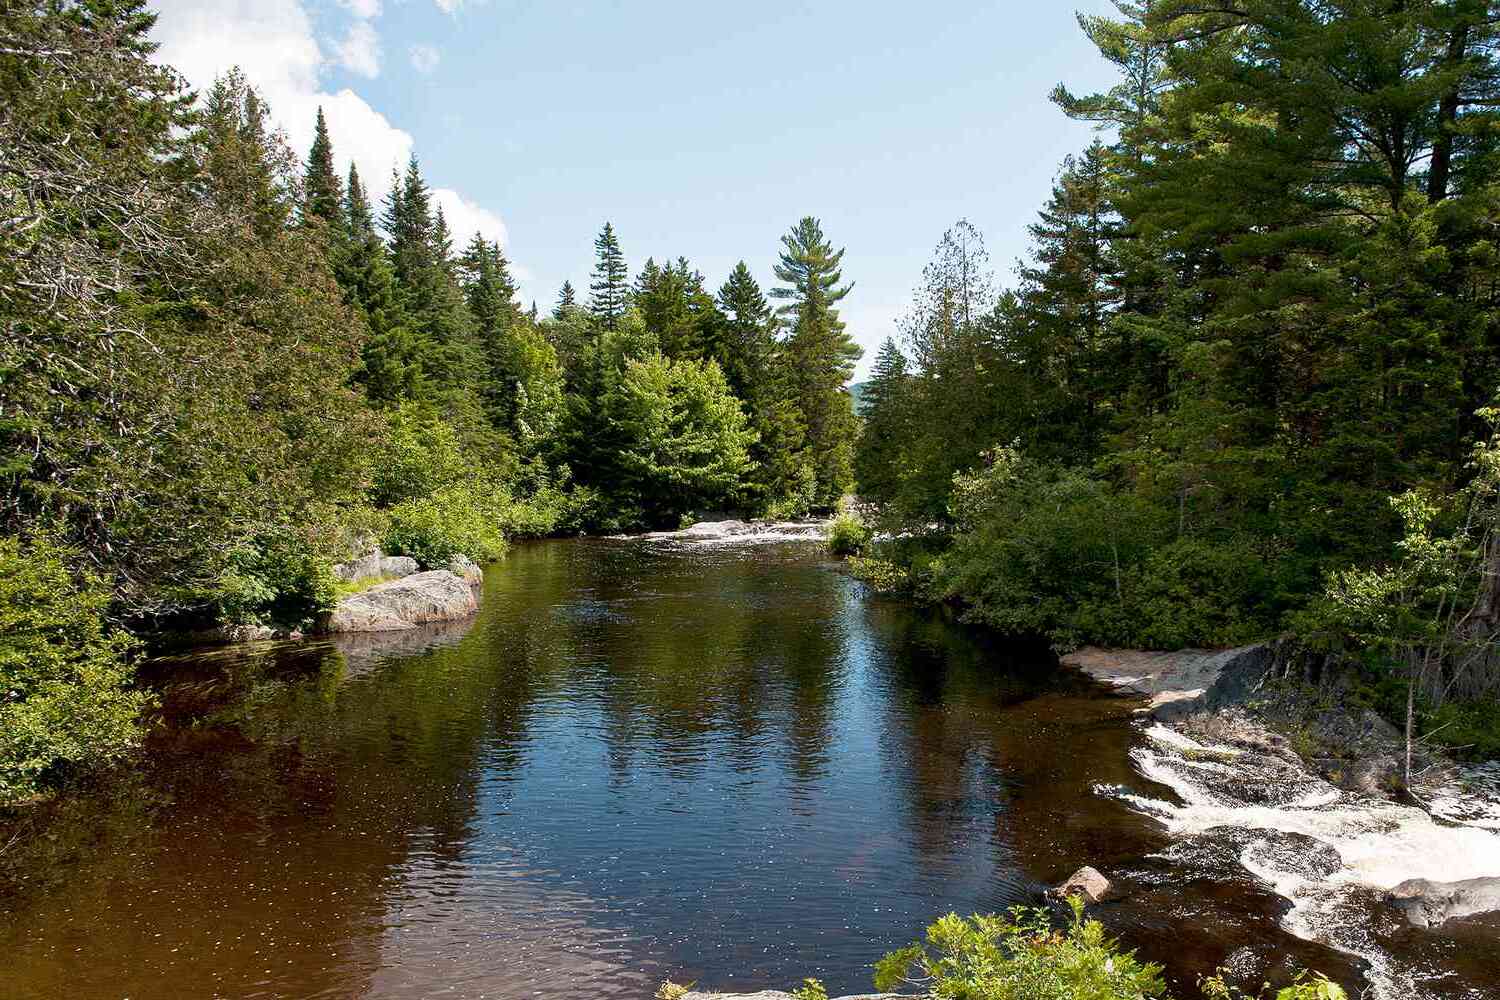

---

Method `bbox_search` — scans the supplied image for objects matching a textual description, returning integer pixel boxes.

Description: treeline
[0,1,858,800]
[851,1,1500,748]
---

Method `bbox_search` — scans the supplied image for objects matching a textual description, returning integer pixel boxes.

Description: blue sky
[152,0,1123,378]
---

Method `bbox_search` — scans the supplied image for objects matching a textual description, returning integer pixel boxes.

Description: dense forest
[849,1,1500,760]
[4,0,1500,802]
[0,1,864,799]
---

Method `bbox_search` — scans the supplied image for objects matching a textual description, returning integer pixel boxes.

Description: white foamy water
[632,519,829,547]
[1105,723,1500,1000]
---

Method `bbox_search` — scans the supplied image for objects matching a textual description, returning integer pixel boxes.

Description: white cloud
[339,0,382,17]
[334,20,381,78]
[433,188,508,249]
[409,43,441,74]
[148,0,515,263]
[434,0,487,13]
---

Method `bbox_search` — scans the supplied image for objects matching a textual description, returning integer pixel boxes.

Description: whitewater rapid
[1102,723,1500,1000]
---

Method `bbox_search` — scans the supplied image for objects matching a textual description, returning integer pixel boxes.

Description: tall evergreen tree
[378,156,480,395]
[554,280,577,318]
[853,338,914,503]
[635,255,719,359]
[1018,143,1124,458]
[716,261,776,405]
[772,216,863,507]
[589,222,628,330]
[302,106,342,229]
[345,163,375,236]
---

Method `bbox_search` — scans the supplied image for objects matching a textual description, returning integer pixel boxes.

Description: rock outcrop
[447,553,483,585]
[1059,643,1276,721]
[326,570,479,633]
[1384,876,1500,928]
[333,545,419,583]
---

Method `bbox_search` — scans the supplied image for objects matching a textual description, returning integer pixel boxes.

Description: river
[0,537,1495,999]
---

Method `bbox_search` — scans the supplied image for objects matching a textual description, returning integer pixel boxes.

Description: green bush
[929,447,1279,649]
[874,900,1166,1000]
[384,479,511,568]
[369,404,471,507]
[214,523,340,627]
[0,538,148,803]
[826,512,871,556]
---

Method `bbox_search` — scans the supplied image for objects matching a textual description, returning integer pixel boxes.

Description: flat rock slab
[1060,644,1273,720]
[1385,876,1500,928]
[327,570,479,633]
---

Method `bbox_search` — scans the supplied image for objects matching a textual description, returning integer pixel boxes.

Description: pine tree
[302,106,342,229]
[635,255,719,359]
[772,216,863,507]
[462,234,524,420]
[383,156,435,287]
[375,156,482,395]
[554,280,577,318]
[716,261,775,405]
[1018,143,1124,458]
[589,222,628,330]
[853,338,913,503]
[345,163,375,236]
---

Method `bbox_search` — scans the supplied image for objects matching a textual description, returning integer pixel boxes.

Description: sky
[149,0,1124,379]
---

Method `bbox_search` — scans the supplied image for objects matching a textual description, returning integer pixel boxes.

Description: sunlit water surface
[2,539,1493,999]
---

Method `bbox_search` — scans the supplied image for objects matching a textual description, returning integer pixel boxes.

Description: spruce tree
[772,217,863,507]
[716,261,775,405]
[853,338,913,503]
[1019,143,1123,459]
[635,256,719,359]
[589,222,628,330]
[554,280,577,318]
[302,106,342,229]
[345,163,375,236]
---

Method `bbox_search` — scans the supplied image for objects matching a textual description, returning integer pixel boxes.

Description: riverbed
[0,538,1494,998]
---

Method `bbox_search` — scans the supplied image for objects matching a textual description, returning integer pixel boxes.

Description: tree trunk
[1427,22,1471,204]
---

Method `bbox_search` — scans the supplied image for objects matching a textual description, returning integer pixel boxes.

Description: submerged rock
[325,570,479,633]
[1048,865,1119,904]
[1384,876,1500,928]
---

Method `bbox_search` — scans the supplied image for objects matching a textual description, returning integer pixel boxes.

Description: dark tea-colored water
[0,539,1455,999]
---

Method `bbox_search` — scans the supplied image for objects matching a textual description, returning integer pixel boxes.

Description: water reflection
[0,540,1379,998]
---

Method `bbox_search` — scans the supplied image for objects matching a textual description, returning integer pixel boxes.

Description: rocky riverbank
[1063,641,1500,999]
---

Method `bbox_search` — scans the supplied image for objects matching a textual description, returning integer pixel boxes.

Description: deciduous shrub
[826,512,870,556]
[873,901,1166,1000]
[0,539,148,803]
[384,480,511,568]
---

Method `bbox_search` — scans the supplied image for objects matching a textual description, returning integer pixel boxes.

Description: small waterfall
[631,519,829,546]
[1100,723,1500,1000]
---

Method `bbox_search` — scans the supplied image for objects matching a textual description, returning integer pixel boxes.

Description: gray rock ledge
[326,570,479,633]
[1059,643,1275,720]
[1384,876,1500,928]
